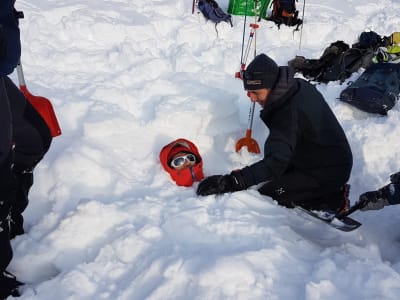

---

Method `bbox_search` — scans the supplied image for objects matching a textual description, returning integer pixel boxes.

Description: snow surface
[7,0,400,299]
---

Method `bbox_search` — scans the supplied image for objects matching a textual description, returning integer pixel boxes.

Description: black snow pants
[0,76,51,272]
[258,167,347,212]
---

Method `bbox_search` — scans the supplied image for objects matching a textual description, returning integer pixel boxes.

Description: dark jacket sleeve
[240,103,300,187]
[0,0,21,76]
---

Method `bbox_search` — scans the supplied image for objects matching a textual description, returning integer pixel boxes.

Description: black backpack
[318,47,373,83]
[352,31,386,50]
[288,41,350,81]
[289,40,374,83]
[197,0,233,32]
[340,63,400,115]
[267,0,302,29]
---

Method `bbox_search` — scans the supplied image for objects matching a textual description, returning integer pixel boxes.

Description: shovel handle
[247,102,256,130]
[245,129,252,139]
[16,60,26,86]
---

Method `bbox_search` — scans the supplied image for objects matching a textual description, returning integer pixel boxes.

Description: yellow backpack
[391,32,400,44]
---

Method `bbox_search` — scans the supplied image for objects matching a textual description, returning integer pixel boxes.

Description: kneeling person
[197,54,353,214]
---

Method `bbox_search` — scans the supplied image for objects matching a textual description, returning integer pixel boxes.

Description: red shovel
[235,101,260,153]
[16,60,61,137]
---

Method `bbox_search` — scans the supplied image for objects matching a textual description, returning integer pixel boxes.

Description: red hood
[160,138,204,187]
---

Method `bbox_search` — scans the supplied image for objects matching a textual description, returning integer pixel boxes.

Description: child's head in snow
[160,138,204,187]
[168,147,197,170]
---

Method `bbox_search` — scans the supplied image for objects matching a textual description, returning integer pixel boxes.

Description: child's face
[170,152,196,170]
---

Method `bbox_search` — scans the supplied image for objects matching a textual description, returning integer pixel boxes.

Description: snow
[7,0,400,299]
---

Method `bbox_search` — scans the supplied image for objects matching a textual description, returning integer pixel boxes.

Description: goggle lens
[171,153,196,168]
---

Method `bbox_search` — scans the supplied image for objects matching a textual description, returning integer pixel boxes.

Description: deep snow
[6,0,400,299]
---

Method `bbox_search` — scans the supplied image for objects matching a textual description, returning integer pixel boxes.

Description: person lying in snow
[1,1,52,298]
[357,171,400,211]
[196,53,353,214]
[160,138,204,187]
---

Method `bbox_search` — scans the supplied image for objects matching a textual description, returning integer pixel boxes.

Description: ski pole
[299,0,306,49]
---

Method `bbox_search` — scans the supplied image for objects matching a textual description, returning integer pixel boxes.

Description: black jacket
[240,67,353,188]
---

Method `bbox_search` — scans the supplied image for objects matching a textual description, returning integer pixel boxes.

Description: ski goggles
[170,153,196,168]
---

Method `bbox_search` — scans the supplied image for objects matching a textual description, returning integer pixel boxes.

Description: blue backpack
[197,0,233,33]
[339,63,400,115]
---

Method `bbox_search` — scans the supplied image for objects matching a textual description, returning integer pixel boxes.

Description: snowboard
[293,205,362,232]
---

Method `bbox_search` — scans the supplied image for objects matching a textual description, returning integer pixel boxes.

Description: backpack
[356,31,383,49]
[391,32,400,45]
[289,40,373,83]
[288,41,348,80]
[318,47,373,83]
[339,63,400,115]
[267,0,302,29]
[197,0,233,32]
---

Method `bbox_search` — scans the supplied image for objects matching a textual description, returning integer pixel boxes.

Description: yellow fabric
[391,32,400,44]
[386,45,400,54]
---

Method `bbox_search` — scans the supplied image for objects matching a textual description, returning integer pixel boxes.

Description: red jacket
[160,138,204,187]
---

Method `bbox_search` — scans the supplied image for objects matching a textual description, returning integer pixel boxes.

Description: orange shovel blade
[235,129,260,153]
[20,85,62,137]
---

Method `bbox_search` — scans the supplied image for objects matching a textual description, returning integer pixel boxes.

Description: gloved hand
[0,25,6,61]
[196,171,247,196]
[358,190,389,211]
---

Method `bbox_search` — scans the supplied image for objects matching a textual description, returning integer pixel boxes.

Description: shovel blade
[20,85,62,137]
[235,137,260,153]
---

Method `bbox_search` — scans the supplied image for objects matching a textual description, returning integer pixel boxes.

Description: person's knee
[24,101,53,153]
[258,183,295,208]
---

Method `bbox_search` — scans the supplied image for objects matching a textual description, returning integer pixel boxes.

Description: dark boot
[301,184,350,214]
[0,270,24,298]
[336,184,350,215]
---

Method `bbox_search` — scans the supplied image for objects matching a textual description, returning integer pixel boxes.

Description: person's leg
[258,169,348,212]
[4,76,52,238]
[0,162,21,299]
[0,77,13,270]
[0,77,23,298]
[0,155,14,273]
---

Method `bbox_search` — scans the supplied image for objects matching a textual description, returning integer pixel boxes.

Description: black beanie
[243,54,279,90]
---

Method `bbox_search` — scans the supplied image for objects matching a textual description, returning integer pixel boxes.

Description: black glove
[196,171,247,196]
[0,25,6,61]
[358,191,389,211]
